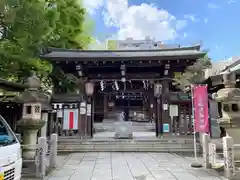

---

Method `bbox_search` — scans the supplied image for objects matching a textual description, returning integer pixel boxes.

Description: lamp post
[85,81,94,137]
[154,82,162,137]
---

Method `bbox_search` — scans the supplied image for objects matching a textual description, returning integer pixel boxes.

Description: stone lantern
[17,73,46,160]
[214,70,240,160]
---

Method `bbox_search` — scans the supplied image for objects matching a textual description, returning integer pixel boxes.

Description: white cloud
[207,3,220,9]
[99,1,188,41]
[204,18,208,23]
[83,0,104,14]
[184,14,198,22]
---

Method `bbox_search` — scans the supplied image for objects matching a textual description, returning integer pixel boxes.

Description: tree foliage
[176,55,212,89]
[45,0,94,49]
[0,0,94,92]
[0,0,54,80]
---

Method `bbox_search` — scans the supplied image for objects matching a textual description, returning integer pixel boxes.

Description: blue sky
[84,0,240,61]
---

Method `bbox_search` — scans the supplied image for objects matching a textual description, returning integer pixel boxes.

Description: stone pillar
[223,136,236,179]
[36,136,47,178]
[161,80,170,134]
[202,133,211,168]
[40,112,48,137]
[103,94,108,119]
[49,133,58,168]
[209,143,216,167]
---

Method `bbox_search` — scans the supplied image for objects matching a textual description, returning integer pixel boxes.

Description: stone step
[58,148,199,153]
[58,137,200,153]
[58,145,200,153]
[58,138,195,144]
[58,141,196,145]
[58,144,200,148]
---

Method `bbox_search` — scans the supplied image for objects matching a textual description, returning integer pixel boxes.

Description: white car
[0,115,22,180]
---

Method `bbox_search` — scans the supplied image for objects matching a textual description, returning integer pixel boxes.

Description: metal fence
[21,133,58,179]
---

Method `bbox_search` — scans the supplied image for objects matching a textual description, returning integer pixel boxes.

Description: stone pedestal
[114,121,133,139]
[22,129,39,159]
[18,119,45,160]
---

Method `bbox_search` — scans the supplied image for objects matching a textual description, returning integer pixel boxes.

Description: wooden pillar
[179,104,185,134]
[79,101,87,136]
[47,112,54,136]
[86,97,92,136]
[103,94,108,119]
[92,95,95,136]
[156,98,161,136]
[149,92,155,122]
[161,80,171,134]
[92,95,95,124]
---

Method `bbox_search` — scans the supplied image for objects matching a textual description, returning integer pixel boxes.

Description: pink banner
[193,85,209,133]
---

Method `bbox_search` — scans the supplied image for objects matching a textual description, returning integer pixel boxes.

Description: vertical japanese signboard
[193,85,209,133]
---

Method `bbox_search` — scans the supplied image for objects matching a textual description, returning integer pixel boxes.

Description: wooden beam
[101,89,148,94]
[91,77,173,82]
[88,73,161,79]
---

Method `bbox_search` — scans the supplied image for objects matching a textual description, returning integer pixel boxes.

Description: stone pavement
[45,153,228,180]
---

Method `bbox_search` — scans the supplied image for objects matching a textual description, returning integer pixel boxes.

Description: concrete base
[191,162,203,168]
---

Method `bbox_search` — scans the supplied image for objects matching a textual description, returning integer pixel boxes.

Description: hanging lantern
[85,81,94,96]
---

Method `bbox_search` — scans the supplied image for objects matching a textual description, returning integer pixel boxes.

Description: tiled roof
[41,45,206,60]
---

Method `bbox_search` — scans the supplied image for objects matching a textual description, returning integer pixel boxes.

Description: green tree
[0,0,56,81]
[45,0,95,92]
[0,0,94,93]
[45,0,94,49]
[176,55,212,89]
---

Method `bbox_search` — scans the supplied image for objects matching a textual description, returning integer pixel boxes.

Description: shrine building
[40,44,206,138]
